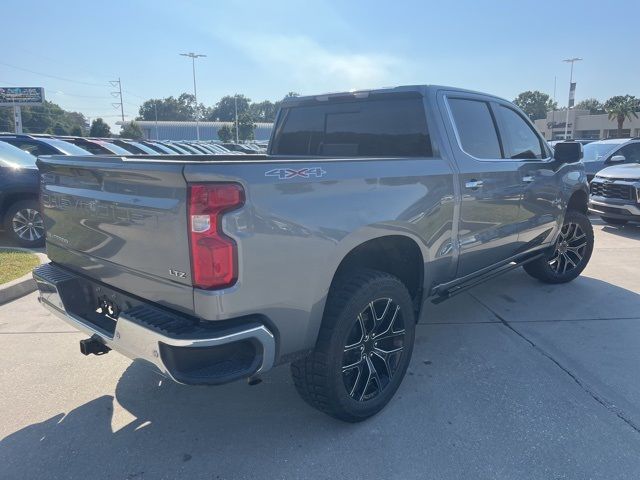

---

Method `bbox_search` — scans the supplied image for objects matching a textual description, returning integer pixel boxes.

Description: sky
[1,0,638,131]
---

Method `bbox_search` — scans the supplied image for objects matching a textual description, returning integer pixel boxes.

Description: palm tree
[604,95,639,138]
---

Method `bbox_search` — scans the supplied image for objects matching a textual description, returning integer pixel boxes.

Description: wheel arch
[567,188,589,214]
[1,192,39,222]
[330,235,424,304]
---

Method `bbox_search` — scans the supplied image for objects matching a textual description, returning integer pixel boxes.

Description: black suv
[0,141,43,247]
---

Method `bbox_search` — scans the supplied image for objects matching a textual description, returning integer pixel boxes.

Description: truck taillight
[188,183,244,289]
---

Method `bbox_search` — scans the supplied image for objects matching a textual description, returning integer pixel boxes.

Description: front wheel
[523,210,594,284]
[291,269,416,422]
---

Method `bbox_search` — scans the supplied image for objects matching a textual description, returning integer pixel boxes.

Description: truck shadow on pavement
[2,273,640,479]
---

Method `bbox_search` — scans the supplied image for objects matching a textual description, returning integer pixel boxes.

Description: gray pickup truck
[33,85,593,421]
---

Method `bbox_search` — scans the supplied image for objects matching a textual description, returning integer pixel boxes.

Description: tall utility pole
[562,58,582,139]
[551,76,557,140]
[154,100,159,140]
[180,52,206,140]
[110,78,125,123]
[234,94,239,143]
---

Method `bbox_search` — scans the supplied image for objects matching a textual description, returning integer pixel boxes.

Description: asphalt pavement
[1,219,640,479]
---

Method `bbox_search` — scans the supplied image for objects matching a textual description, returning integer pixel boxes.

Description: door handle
[465,179,484,189]
[522,175,535,183]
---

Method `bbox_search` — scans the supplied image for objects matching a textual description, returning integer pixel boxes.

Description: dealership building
[117,120,274,141]
[534,109,640,141]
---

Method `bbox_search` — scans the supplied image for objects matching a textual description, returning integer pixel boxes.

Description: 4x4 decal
[265,167,327,180]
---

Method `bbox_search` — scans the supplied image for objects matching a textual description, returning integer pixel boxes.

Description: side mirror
[609,155,626,163]
[554,141,583,164]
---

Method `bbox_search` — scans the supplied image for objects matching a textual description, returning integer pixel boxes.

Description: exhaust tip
[247,375,262,386]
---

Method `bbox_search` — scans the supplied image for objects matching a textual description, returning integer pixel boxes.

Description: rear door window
[448,98,502,159]
[273,97,432,157]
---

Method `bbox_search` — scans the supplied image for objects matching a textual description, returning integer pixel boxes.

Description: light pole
[562,57,582,139]
[234,94,239,144]
[180,52,206,140]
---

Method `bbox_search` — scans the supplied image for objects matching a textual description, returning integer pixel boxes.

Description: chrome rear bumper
[33,263,276,385]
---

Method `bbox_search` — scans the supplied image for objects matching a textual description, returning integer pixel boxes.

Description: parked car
[222,142,258,154]
[156,142,192,154]
[0,134,92,157]
[181,142,211,154]
[548,139,593,148]
[207,143,244,155]
[59,137,131,155]
[589,163,640,225]
[33,85,591,421]
[108,139,158,155]
[0,142,44,247]
[582,138,640,181]
[171,142,201,154]
[139,141,177,154]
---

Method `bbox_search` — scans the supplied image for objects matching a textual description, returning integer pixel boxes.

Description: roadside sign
[0,87,45,106]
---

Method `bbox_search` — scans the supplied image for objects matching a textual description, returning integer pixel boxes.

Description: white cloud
[224,33,408,93]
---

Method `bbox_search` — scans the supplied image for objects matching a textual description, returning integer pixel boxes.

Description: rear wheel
[4,200,45,248]
[523,210,593,284]
[600,216,628,226]
[291,269,416,422]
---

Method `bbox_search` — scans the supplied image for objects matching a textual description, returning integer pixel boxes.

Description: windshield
[42,138,93,155]
[0,141,37,168]
[582,142,619,162]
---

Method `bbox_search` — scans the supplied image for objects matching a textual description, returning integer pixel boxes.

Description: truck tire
[600,216,628,226]
[523,210,593,284]
[291,269,416,422]
[4,200,45,248]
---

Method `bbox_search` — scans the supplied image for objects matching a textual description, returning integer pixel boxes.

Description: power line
[0,61,107,87]
[52,91,112,100]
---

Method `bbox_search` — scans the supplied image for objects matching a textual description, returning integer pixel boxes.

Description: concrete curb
[0,248,48,305]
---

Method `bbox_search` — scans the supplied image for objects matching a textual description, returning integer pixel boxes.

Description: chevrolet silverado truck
[33,85,593,422]
[589,163,640,225]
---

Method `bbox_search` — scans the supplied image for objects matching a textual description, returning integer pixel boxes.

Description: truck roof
[280,85,510,107]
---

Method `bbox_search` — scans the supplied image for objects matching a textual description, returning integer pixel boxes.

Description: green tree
[120,121,144,140]
[217,124,233,142]
[0,108,13,131]
[232,112,256,141]
[575,98,604,114]
[513,91,557,120]
[604,95,639,138]
[208,95,251,121]
[51,122,68,136]
[89,118,111,137]
[249,100,277,122]
[69,125,84,137]
[137,94,206,121]
[0,101,86,134]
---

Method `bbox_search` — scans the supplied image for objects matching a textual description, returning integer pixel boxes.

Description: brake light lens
[188,183,244,289]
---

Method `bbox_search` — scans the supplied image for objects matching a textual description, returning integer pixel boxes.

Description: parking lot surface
[1,219,640,479]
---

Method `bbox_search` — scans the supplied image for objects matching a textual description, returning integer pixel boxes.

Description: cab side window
[497,106,544,160]
[448,98,502,159]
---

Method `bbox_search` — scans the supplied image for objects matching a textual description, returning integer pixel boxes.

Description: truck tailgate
[38,156,195,314]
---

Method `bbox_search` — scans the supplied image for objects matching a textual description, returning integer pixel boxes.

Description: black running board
[430,252,545,304]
